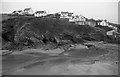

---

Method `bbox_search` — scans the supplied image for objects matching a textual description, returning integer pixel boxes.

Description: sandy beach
[2,42,118,75]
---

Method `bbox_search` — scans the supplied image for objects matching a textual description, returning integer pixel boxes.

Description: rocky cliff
[2,16,120,50]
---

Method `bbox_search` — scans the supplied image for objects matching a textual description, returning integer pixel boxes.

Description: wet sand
[2,42,118,75]
[3,56,118,75]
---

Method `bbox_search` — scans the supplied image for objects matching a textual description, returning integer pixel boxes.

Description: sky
[1,0,119,24]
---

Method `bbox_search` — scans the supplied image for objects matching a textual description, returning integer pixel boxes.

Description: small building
[72,15,86,21]
[75,21,86,25]
[23,8,33,15]
[69,15,86,25]
[72,15,79,21]
[106,30,119,39]
[68,12,73,17]
[86,19,97,27]
[100,20,109,26]
[60,12,73,19]
[60,12,69,18]
[68,12,73,19]
[107,30,115,36]
[54,13,61,19]
[12,10,23,15]
[34,11,47,17]
[96,20,102,25]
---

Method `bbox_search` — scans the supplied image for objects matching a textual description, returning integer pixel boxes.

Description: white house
[69,15,87,25]
[34,11,47,17]
[12,10,23,15]
[23,8,33,15]
[78,15,86,21]
[107,30,115,35]
[60,12,73,19]
[68,12,73,19]
[106,30,118,38]
[100,20,109,26]
[96,20,102,25]
[60,12,69,18]
[72,15,86,21]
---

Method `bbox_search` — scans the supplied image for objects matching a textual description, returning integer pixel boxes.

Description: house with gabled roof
[60,12,69,18]
[23,8,33,15]
[69,15,87,25]
[100,20,109,26]
[96,20,102,25]
[68,12,73,17]
[106,29,119,39]
[72,15,86,21]
[34,11,47,17]
[60,11,73,19]
[12,10,23,15]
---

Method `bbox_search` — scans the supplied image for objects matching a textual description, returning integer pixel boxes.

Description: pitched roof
[68,12,73,14]
[79,15,86,18]
[86,18,96,22]
[17,10,22,12]
[12,11,17,13]
[24,8,32,11]
[61,12,69,14]
[35,11,46,13]
[68,12,73,15]
[96,20,102,22]
[12,10,22,13]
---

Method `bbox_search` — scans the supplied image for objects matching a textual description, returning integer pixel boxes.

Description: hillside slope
[2,16,119,50]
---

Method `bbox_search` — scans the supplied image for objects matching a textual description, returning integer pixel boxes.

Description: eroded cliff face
[1,16,119,50]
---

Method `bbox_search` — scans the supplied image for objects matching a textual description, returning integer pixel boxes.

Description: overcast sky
[1,0,119,24]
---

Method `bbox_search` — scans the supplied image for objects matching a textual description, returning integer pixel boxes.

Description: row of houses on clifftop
[12,8,47,17]
[12,8,33,15]
[12,8,120,39]
[12,8,118,30]
[57,12,110,27]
